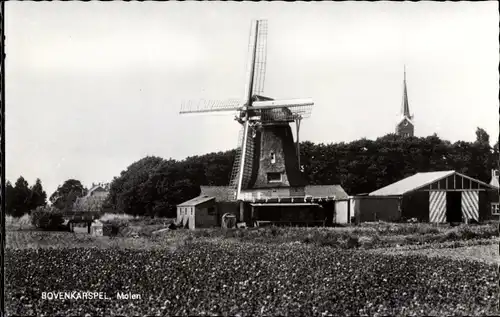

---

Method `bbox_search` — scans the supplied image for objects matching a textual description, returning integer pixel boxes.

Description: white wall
[335,200,349,224]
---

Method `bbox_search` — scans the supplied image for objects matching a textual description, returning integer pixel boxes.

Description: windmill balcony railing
[242,196,337,203]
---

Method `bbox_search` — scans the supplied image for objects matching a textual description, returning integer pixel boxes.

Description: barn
[176,185,350,229]
[357,170,499,223]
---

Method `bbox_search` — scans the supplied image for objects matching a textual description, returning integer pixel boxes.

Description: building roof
[177,195,215,207]
[87,184,109,197]
[370,170,498,196]
[198,185,349,202]
[305,185,349,200]
[370,171,454,196]
[200,186,235,202]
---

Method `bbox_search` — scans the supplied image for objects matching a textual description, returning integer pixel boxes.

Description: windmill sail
[229,126,255,197]
[252,20,268,96]
[180,98,242,115]
[235,19,261,200]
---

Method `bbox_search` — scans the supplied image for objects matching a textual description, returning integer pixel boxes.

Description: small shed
[304,185,350,224]
[176,195,218,229]
[365,170,499,223]
[91,220,104,237]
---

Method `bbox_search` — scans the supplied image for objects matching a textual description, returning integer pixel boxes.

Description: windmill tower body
[179,20,341,227]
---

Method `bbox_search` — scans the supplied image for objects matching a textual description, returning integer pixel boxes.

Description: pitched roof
[369,171,455,196]
[305,185,349,200]
[200,186,236,202]
[87,185,108,197]
[177,195,215,207]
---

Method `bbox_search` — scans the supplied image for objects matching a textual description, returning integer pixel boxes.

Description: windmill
[180,20,314,202]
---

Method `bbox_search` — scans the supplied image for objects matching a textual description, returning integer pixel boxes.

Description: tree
[11,176,31,217]
[475,127,490,146]
[5,181,15,216]
[29,178,47,212]
[50,179,86,211]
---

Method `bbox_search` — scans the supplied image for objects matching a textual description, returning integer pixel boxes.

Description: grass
[373,243,500,265]
[5,215,32,230]
[6,214,498,254]
[188,223,498,250]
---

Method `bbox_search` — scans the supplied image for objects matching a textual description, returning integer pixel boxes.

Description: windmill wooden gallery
[176,20,499,229]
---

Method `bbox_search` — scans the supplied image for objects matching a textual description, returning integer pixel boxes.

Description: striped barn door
[429,191,446,223]
[462,191,479,222]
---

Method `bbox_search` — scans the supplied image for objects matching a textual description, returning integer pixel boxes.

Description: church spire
[395,65,415,137]
[402,65,411,119]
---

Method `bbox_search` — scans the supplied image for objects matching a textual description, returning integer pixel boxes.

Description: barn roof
[370,171,454,196]
[369,170,498,196]
[177,195,215,207]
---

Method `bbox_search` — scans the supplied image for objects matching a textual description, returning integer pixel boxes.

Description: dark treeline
[6,177,47,218]
[6,128,497,219]
[106,128,499,218]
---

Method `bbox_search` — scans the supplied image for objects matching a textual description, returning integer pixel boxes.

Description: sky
[6,1,499,196]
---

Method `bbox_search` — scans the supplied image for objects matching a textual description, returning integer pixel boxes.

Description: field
[4,219,500,316]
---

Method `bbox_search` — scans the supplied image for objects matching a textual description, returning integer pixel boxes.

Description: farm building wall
[253,205,325,223]
[479,189,499,222]
[194,200,218,228]
[334,200,349,224]
[240,187,306,200]
[354,196,401,223]
[402,191,430,222]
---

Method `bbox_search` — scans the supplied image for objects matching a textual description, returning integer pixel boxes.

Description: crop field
[4,222,499,316]
[5,239,499,316]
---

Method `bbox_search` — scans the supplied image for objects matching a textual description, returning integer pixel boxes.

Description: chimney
[490,169,499,187]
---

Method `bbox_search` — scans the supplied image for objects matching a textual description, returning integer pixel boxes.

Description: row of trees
[6,177,104,218]
[6,128,498,219]
[6,177,47,218]
[106,128,498,218]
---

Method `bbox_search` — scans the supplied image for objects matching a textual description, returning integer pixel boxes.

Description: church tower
[395,66,414,137]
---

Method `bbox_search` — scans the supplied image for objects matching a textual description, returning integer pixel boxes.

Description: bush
[30,206,65,231]
[102,218,130,237]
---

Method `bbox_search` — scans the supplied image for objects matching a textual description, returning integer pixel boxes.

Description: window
[270,152,276,164]
[491,203,499,215]
[267,172,282,183]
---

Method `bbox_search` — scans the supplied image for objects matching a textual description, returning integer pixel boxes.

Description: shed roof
[177,195,215,207]
[200,186,235,202]
[369,170,498,196]
[305,185,349,199]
